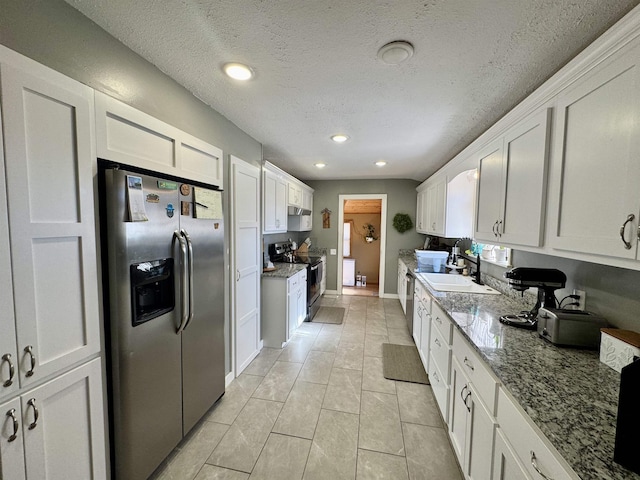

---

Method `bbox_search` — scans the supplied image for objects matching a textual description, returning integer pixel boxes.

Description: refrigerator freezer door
[179,187,225,434]
[103,169,182,480]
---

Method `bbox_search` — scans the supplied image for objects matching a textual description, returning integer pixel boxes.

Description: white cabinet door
[550,45,640,258]
[0,108,18,401]
[22,358,106,480]
[425,179,446,235]
[467,383,497,480]
[500,109,550,247]
[418,301,431,371]
[475,140,504,243]
[448,356,468,465]
[1,64,100,388]
[287,286,297,340]
[412,289,422,347]
[288,182,302,207]
[416,189,428,233]
[492,428,531,480]
[263,168,287,233]
[232,158,261,374]
[302,188,313,210]
[0,396,26,480]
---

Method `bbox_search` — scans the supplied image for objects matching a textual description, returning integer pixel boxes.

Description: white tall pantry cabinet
[0,49,106,479]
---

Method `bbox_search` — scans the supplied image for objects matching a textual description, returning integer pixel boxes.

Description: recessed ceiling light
[315,162,326,169]
[377,41,414,65]
[331,134,349,143]
[223,63,254,80]
[375,161,387,167]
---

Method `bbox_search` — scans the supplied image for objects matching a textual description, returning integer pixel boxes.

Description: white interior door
[1,64,100,388]
[231,157,261,375]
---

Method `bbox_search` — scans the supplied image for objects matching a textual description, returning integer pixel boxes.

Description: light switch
[330,249,337,255]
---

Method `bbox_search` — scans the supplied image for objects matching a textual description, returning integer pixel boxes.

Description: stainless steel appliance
[269,242,323,320]
[499,267,566,329]
[536,308,607,348]
[99,162,225,480]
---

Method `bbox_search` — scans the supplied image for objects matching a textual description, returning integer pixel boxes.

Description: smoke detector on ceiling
[377,41,414,65]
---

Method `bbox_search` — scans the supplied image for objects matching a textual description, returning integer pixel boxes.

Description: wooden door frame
[337,194,387,297]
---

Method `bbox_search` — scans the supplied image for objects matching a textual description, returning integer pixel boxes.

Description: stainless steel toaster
[536,308,608,348]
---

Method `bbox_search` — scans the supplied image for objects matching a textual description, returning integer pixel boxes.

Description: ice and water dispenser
[130,259,175,326]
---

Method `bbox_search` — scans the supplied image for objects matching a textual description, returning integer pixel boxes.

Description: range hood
[288,206,312,216]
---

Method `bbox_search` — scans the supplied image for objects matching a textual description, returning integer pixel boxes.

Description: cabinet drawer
[429,353,450,424]
[452,329,499,414]
[431,303,452,343]
[430,323,451,383]
[497,388,578,480]
[299,269,307,282]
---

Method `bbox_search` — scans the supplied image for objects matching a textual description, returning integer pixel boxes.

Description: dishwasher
[405,272,415,335]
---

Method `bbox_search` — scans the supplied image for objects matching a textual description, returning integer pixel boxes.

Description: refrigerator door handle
[181,229,195,331]
[174,230,190,334]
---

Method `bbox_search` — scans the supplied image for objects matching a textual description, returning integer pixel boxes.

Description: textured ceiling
[65,0,639,181]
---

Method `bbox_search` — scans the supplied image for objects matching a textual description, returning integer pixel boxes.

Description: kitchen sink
[416,273,501,295]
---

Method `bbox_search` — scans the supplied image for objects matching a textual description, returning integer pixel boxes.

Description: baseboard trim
[225,371,235,387]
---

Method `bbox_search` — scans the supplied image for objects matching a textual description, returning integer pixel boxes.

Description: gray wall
[304,179,424,294]
[512,250,640,331]
[0,0,264,374]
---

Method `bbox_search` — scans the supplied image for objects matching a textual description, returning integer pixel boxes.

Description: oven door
[308,261,323,320]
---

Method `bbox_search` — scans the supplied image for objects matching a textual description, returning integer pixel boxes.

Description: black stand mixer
[499,267,567,329]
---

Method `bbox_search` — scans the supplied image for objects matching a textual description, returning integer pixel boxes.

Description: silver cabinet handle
[434,338,441,347]
[2,353,15,387]
[435,316,442,325]
[24,346,36,377]
[174,230,189,334]
[464,390,472,412]
[492,220,499,237]
[27,398,38,430]
[432,370,440,383]
[6,408,18,442]
[463,356,475,371]
[460,385,468,403]
[181,229,195,331]
[619,214,635,249]
[530,451,553,480]
[498,220,503,237]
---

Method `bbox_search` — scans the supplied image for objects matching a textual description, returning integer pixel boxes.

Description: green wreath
[392,213,413,233]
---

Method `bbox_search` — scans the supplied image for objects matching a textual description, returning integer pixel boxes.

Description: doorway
[337,194,387,297]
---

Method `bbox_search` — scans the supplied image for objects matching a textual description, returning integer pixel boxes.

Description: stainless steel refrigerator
[99,163,225,480]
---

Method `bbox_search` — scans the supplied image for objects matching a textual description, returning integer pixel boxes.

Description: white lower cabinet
[0,359,106,480]
[262,269,308,348]
[449,331,499,480]
[493,428,531,480]
[412,283,423,346]
[397,260,408,313]
[495,388,578,480]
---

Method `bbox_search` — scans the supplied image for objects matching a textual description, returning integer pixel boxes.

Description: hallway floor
[342,283,379,297]
[151,295,462,480]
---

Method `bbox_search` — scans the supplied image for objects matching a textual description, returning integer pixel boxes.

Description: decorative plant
[392,213,413,233]
[363,223,378,243]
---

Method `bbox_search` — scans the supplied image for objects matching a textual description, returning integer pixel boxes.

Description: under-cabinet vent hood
[288,206,312,216]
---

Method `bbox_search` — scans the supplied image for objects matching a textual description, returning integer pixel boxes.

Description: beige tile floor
[150,295,463,480]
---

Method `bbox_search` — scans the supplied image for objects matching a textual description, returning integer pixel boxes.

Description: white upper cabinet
[420,177,446,236]
[0,63,101,389]
[475,108,551,247]
[95,91,223,187]
[549,43,640,259]
[288,181,302,207]
[263,165,288,233]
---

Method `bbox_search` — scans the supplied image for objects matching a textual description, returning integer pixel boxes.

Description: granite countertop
[399,252,638,480]
[261,262,307,279]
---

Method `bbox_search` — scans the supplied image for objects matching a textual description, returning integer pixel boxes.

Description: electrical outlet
[330,248,337,255]
[572,289,586,310]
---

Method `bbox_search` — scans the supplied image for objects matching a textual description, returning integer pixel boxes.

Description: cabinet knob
[530,450,553,480]
[27,398,39,430]
[24,346,36,378]
[619,213,635,249]
[6,408,18,442]
[1,353,15,387]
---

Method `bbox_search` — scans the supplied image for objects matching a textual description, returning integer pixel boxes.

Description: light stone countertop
[399,252,638,480]
[261,262,307,279]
